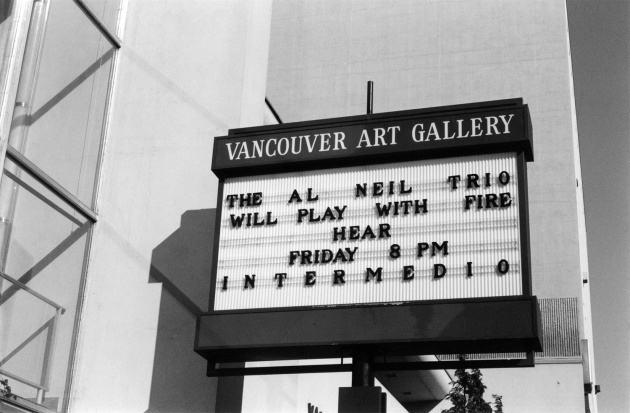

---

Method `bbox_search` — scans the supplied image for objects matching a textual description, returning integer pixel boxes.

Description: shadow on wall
[0,1,14,25]
[145,209,219,413]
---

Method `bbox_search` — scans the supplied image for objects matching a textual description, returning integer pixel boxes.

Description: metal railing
[0,271,65,405]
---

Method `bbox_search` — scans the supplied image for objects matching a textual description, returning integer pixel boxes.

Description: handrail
[73,0,122,48]
[0,368,47,391]
[6,146,97,223]
[0,271,65,313]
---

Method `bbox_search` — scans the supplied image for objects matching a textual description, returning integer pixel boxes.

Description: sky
[567,1,630,412]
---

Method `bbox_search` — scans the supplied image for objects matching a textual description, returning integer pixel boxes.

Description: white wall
[69,1,272,411]
[428,364,585,413]
[265,0,593,411]
[267,0,587,301]
[482,364,585,413]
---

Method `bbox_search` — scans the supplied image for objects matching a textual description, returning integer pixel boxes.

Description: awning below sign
[195,296,542,364]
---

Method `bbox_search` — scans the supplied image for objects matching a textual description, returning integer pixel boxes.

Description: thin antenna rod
[367,81,373,114]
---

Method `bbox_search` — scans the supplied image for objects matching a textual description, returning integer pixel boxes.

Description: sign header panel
[212,100,533,177]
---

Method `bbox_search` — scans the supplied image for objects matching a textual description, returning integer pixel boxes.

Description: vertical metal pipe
[351,352,375,387]
[36,388,44,405]
[0,5,51,397]
[367,81,373,115]
[42,308,62,391]
[7,0,49,152]
[0,0,50,269]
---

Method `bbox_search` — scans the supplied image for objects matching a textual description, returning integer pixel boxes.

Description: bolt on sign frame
[195,99,542,376]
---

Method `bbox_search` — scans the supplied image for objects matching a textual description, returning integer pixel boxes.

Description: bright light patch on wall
[213,152,521,311]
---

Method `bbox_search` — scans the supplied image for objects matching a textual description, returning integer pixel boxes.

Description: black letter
[305,271,316,286]
[361,225,376,239]
[389,244,401,259]
[375,203,392,217]
[447,175,461,189]
[288,189,302,203]
[433,264,446,278]
[289,251,300,265]
[307,188,319,201]
[253,212,265,226]
[333,270,346,284]
[301,250,313,265]
[464,195,476,210]
[308,208,321,222]
[414,199,428,214]
[431,241,449,256]
[378,223,391,238]
[322,207,336,221]
[252,192,263,206]
[400,200,413,214]
[239,193,252,207]
[497,259,509,274]
[366,267,383,282]
[356,183,367,197]
[345,247,358,262]
[467,174,480,188]
[297,209,308,223]
[244,274,256,289]
[467,262,473,277]
[334,205,347,220]
[417,242,430,257]
[266,211,278,225]
[373,182,384,196]
[400,180,412,194]
[230,214,246,227]
[275,273,287,288]
[486,193,499,208]
[333,226,346,241]
[222,276,228,290]
[498,171,510,185]
[403,265,414,280]
[500,192,512,207]
[226,194,238,207]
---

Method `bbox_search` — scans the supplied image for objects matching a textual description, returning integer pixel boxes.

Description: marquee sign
[215,153,522,311]
[196,99,541,367]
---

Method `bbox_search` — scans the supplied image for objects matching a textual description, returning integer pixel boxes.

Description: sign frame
[196,98,541,372]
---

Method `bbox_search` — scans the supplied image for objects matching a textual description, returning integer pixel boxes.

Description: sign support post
[340,352,388,412]
[338,83,386,413]
[351,352,375,387]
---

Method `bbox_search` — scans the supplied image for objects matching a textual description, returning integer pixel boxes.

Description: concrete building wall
[483,364,586,413]
[267,0,586,301]
[69,1,272,411]
[265,0,595,411]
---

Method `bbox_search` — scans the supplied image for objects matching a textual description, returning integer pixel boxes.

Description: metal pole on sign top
[367,81,374,114]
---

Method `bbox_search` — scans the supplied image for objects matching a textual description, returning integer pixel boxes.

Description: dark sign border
[196,98,539,366]
[212,98,533,178]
